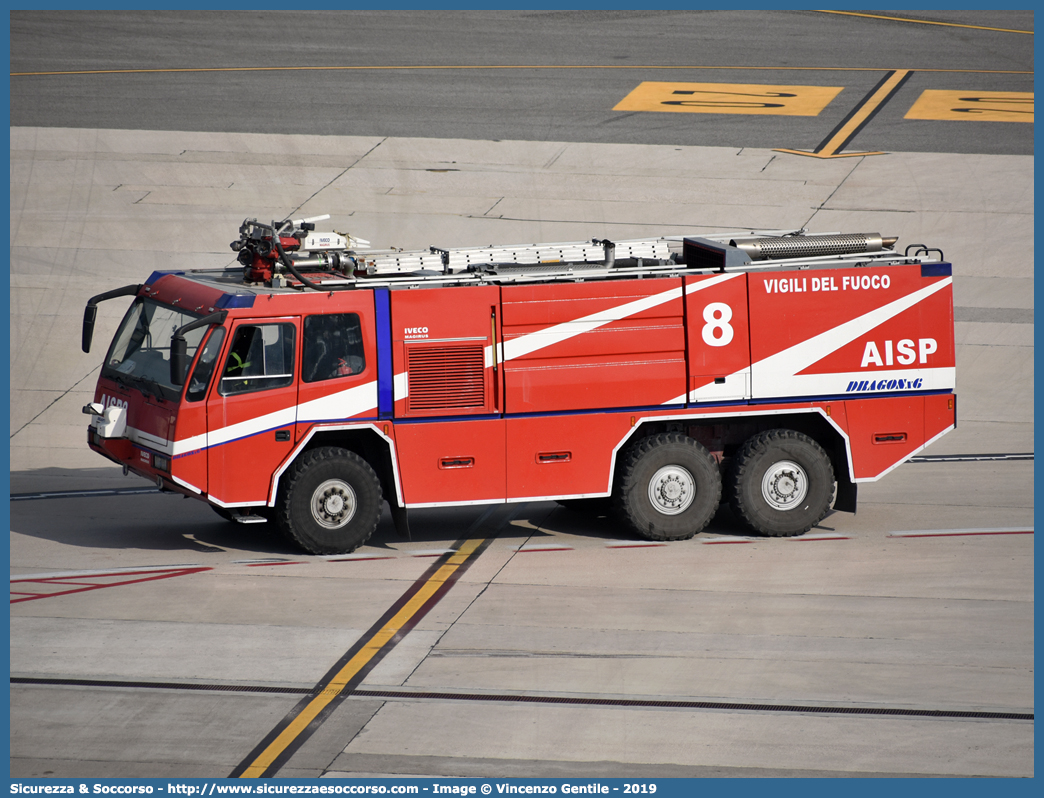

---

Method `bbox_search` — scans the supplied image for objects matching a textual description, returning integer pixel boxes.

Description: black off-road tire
[613,433,722,541]
[728,429,835,537]
[276,447,382,555]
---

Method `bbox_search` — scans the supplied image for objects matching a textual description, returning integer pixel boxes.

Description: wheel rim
[761,460,808,511]
[310,479,357,529]
[648,465,696,515]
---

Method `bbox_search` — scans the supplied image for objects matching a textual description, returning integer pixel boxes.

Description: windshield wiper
[135,375,168,402]
[117,372,165,402]
[105,368,133,390]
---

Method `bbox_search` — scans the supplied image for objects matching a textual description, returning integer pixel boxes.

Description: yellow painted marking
[817,10,1033,35]
[238,537,485,778]
[776,69,911,159]
[905,90,1033,122]
[12,65,1031,78]
[614,82,842,116]
[773,149,880,160]
[818,70,909,154]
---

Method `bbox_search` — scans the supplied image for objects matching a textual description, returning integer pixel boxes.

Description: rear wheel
[276,447,382,554]
[728,429,834,537]
[614,433,721,541]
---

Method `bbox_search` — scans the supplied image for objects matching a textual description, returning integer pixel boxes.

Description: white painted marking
[511,543,574,552]
[409,548,457,557]
[889,527,1033,538]
[701,535,756,544]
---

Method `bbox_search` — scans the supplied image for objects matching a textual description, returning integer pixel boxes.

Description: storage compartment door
[684,273,751,402]
[390,285,501,418]
[501,278,687,412]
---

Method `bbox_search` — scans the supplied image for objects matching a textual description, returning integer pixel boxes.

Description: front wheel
[276,447,382,554]
[728,429,835,537]
[614,433,722,541]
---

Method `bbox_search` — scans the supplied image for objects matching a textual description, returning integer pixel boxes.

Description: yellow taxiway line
[233,537,487,778]
[817,10,1033,35]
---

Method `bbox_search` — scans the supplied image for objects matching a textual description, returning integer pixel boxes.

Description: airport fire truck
[82,216,956,554]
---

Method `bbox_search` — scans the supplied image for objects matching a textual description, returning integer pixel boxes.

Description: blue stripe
[921,262,952,277]
[174,415,382,457]
[385,390,955,425]
[374,288,394,418]
[186,422,296,454]
[214,293,256,309]
[749,389,953,405]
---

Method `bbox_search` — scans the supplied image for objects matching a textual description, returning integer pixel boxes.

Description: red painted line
[10,568,207,584]
[11,567,211,603]
[245,561,304,567]
[606,543,668,549]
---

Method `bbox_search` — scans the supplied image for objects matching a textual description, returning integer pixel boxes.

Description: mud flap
[390,500,411,541]
[834,479,858,514]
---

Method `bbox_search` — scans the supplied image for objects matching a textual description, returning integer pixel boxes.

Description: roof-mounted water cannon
[230,215,370,286]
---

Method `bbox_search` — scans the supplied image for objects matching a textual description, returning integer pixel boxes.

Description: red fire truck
[82,216,956,554]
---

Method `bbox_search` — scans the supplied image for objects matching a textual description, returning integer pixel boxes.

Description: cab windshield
[102,298,205,402]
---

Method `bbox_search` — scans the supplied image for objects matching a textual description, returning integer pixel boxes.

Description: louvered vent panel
[407,344,486,411]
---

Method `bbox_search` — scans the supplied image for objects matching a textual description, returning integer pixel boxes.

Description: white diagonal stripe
[172,380,380,455]
[297,380,378,422]
[754,277,952,380]
[393,371,409,401]
[498,272,739,363]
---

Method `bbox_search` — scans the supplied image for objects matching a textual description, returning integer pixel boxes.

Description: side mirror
[169,310,228,387]
[82,304,98,354]
[81,284,143,354]
[170,336,188,386]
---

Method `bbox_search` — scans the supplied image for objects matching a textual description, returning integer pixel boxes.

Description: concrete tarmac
[9,496,1034,778]
[9,125,1033,778]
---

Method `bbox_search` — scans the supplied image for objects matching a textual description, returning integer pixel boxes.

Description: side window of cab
[186,327,226,402]
[303,314,365,383]
[219,323,296,396]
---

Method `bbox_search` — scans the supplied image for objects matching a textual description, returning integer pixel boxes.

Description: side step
[232,514,269,524]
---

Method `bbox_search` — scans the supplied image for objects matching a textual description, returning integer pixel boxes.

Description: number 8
[702,302,734,347]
